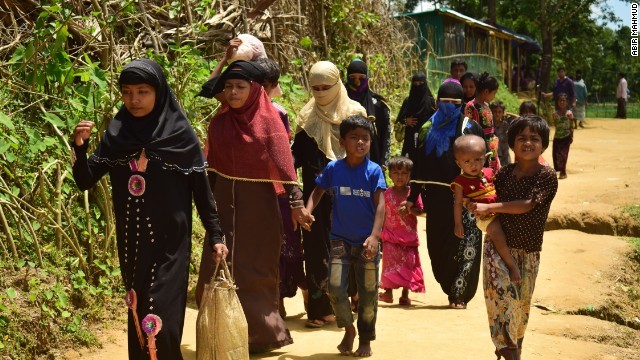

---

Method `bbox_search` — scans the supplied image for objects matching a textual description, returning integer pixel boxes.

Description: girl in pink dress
[378,157,425,305]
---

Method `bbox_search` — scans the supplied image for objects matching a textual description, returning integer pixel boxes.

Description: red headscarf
[206,81,298,192]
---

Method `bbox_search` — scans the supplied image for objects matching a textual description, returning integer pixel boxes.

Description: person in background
[72,59,228,359]
[461,71,479,105]
[573,70,588,128]
[491,100,511,166]
[543,67,575,109]
[464,72,500,172]
[552,93,574,180]
[345,59,391,169]
[616,72,628,119]
[397,72,436,162]
[450,58,468,81]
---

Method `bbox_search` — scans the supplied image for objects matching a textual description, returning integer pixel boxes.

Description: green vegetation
[0,0,419,357]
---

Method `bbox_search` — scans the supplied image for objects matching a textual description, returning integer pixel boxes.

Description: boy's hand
[292,207,314,231]
[362,236,379,259]
[73,120,94,146]
[454,223,464,238]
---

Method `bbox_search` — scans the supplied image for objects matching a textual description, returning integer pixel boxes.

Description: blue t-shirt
[315,158,387,244]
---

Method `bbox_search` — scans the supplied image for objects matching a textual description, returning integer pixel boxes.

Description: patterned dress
[552,110,574,175]
[379,188,425,292]
[483,164,557,352]
[465,99,500,172]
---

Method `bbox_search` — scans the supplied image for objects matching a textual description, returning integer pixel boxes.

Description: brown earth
[62,118,640,360]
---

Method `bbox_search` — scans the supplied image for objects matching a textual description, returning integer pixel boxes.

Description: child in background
[461,72,479,104]
[491,100,511,166]
[519,101,537,116]
[378,157,425,306]
[552,93,574,179]
[451,135,521,285]
[464,72,500,171]
[305,115,386,357]
[471,116,558,359]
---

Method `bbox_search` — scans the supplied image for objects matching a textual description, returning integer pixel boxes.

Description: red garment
[207,82,298,193]
[450,168,497,203]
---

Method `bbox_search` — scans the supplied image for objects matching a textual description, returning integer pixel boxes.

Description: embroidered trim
[89,150,208,174]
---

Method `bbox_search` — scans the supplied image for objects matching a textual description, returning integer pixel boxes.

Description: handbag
[196,260,249,360]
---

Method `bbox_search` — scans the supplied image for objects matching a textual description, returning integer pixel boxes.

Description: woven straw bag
[196,260,249,360]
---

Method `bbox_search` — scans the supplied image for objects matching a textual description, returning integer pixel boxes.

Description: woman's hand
[454,223,464,238]
[405,116,418,127]
[213,243,229,263]
[73,121,95,146]
[292,207,314,232]
[224,38,243,61]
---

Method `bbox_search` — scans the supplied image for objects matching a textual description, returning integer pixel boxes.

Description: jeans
[327,239,380,341]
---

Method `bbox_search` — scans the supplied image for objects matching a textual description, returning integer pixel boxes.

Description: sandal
[305,319,327,328]
[398,296,411,306]
[378,292,393,303]
[454,302,467,309]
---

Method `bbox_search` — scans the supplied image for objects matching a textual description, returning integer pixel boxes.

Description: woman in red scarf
[195,61,312,353]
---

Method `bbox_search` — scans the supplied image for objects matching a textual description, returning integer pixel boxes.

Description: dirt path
[64,118,640,360]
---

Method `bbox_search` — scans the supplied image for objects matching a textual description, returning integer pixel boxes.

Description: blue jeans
[328,239,380,341]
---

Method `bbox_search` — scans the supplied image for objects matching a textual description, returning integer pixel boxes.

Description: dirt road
[65,118,640,360]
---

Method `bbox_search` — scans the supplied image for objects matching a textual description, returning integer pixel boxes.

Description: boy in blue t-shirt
[305,115,386,357]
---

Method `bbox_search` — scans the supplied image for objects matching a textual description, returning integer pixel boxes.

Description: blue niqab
[424,102,461,157]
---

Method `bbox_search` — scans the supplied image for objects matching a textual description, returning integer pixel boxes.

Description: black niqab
[93,59,206,173]
[397,72,435,123]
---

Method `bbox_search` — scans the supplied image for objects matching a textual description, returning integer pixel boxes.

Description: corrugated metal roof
[402,7,538,45]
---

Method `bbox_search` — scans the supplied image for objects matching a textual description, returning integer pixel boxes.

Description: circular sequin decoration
[141,314,162,335]
[128,175,145,196]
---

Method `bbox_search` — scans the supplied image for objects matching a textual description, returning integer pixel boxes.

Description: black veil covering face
[398,72,436,159]
[93,59,206,173]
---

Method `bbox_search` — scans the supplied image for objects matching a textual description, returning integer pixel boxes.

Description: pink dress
[380,188,425,292]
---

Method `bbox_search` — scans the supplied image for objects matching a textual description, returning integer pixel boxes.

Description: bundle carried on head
[227,34,267,63]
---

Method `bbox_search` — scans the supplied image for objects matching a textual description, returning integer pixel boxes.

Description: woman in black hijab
[404,80,484,309]
[397,72,436,161]
[72,59,227,359]
[345,59,391,168]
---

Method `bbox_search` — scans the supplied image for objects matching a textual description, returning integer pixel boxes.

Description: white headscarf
[296,61,366,160]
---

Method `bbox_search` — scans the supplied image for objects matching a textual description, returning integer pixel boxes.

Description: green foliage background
[0,0,419,357]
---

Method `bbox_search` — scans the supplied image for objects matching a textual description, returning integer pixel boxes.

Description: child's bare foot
[378,289,393,303]
[337,325,356,355]
[509,266,522,284]
[354,339,373,357]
